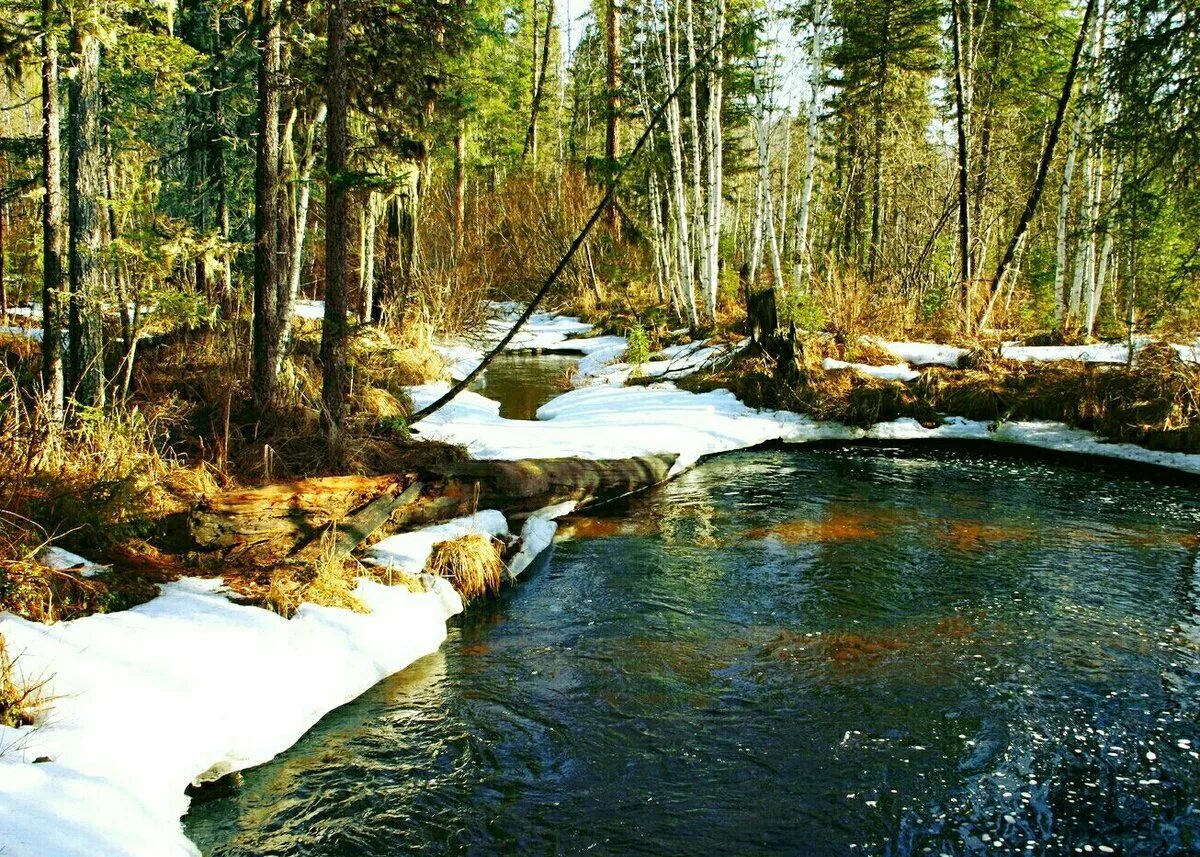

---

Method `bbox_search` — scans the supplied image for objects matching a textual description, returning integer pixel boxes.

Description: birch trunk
[1054,109,1082,324]
[41,0,65,420]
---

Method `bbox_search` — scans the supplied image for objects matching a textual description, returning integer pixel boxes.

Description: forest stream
[183,360,1200,856]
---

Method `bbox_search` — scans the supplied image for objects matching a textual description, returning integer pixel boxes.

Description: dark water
[467,353,578,419]
[186,446,1200,856]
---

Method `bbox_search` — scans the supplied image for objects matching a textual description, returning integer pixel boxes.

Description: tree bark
[41,0,64,421]
[1054,108,1082,325]
[321,0,351,459]
[604,0,621,238]
[67,23,104,409]
[252,0,283,410]
[523,0,554,159]
[453,119,466,250]
[950,0,973,329]
[795,4,823,290]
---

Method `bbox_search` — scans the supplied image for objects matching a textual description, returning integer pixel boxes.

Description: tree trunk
[41,0,65,421]
[0,203,6,319]
[321,0,350,459]
[1054,108,1082,325]
[950,0,973,329]
[66,24,104,409]
[252,0,283,410]
[704,0,724,317]
[795,5,823,290]
[604,0,621,238]
[453,119,466,250]
[361,192,379,322]
[523,0,554,159]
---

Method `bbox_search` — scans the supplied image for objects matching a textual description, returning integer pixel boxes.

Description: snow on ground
[874,337,1200,367]
[36,547,109,578]
[0,502,574,857]
[822,357,920,382]
[0,325,45,342]
[409,382,815,475]
[291,299,326,320]
[869,339,969,367]
[409,379,1200,477]
[1000,342,1131,363]
[432,341,487,381]
[433,306,626,381]
[572,339,739,387]
[364,510,509,573]
[0,573,462,856]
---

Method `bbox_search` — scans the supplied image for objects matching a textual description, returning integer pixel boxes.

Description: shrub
[626,322,650,371]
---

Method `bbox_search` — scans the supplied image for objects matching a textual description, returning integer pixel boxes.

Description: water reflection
[186,446,1200,856]
[467,353,578,420]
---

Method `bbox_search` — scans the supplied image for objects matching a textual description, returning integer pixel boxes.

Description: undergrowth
[682,339,1200,451]
[0,632,43,728]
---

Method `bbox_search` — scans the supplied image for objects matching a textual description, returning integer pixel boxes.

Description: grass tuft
[424,534,504,603]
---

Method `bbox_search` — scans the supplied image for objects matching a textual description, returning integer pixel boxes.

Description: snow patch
[36,547,109,578]
[0,566,464,856]
[822,357,920,382]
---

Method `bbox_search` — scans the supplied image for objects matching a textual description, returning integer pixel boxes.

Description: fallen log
[189,454,677,563]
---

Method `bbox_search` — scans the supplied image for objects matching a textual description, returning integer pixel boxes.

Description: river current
[186,441,1200,855]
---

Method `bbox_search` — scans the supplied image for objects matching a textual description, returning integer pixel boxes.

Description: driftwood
[189,454,677,563]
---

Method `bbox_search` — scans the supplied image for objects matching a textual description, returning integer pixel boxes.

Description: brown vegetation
[0,632,43,728]
[424,533,505,603]
[682,337,1200,452]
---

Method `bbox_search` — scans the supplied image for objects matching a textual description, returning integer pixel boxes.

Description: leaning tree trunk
[321,0,350,459]
[66,24,104,409]
[981,0,1098,329]
[41,0,64,421]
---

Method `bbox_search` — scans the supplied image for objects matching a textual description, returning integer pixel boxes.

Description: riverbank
[3,304,1200,855]
[0,509,558,856]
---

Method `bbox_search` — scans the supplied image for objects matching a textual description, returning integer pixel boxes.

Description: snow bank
[410,381,810,474]
[363,510,509,574]
[876,337,1200,367]
[0,568,468,855]
[409,379,1200,477]
[1000,342,1131,363]
[291,299,326,320]
[822,357,920,382]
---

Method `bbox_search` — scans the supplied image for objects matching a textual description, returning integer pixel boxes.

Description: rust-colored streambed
[186,444,1200,856]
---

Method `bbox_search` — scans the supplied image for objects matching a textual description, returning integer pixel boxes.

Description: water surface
[468,353,578,419]
[186,446,1200,855]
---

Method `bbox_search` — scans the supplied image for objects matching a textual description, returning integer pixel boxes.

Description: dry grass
[424,533,504,603]
[264,535,369,618]
[683,338,1200,451]
[0,632,43,728]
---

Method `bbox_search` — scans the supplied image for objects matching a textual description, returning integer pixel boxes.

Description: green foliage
[626,321,650,369]
[778,290,826,332]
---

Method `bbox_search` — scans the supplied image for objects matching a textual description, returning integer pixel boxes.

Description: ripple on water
[186,445,1200,856]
